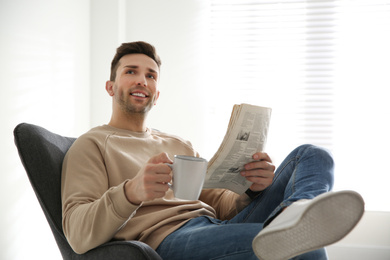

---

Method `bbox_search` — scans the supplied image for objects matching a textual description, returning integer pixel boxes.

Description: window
[204,0,390,211]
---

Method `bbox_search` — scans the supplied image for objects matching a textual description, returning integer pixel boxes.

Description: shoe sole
[252,191,365,260]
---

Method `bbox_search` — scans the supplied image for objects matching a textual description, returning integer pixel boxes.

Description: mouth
[130,91,149,98]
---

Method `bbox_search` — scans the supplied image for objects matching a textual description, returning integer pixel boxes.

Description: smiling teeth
[131,93,146,97]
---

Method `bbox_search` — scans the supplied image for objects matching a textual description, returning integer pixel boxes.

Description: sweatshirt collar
[103,124,151,138]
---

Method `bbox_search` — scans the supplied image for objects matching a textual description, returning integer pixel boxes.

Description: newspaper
[203,104,272,194]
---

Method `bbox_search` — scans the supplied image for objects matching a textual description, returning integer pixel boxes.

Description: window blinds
[208,0,390,152]
[208,0,337,150]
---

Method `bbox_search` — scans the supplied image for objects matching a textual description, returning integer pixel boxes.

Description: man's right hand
[124,152,173,205]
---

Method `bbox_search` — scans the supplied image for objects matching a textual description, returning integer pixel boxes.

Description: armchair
[13,123,162,260]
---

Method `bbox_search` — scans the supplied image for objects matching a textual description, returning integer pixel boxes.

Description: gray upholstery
[14,123,162,260]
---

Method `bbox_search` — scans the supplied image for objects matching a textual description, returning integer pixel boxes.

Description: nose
[136,74,147,87]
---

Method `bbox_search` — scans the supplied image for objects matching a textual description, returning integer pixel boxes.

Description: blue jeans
[156,144,334,260]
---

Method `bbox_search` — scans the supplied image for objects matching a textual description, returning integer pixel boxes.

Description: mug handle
[165,163,173,189]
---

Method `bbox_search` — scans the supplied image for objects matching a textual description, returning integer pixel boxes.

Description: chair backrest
[14,123,76,257]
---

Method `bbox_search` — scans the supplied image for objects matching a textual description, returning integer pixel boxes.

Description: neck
[108,112,147,132]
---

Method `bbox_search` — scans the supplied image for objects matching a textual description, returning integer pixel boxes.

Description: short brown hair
[110,41,162,81]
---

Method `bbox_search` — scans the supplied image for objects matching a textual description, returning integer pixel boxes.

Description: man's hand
[241,152,275,192]
[124,153,173,205]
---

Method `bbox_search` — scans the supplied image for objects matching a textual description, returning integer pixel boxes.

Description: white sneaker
[252,190,365,260]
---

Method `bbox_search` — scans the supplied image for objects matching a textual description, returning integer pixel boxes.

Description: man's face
[109,54,160,115]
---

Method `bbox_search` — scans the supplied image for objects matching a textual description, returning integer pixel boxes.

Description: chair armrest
[73,240,162,260]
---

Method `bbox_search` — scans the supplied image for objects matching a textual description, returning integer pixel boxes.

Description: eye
[147,74,155,79]
[126,70,135,74]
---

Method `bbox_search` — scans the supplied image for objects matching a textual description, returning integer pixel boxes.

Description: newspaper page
[203,104,272,194]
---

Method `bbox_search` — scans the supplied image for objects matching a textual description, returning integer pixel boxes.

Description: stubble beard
[116,90,154,115]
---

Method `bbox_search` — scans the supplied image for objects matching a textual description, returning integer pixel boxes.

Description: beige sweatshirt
[61,125,251,254]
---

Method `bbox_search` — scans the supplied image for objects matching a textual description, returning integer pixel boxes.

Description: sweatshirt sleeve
[199,189,252,220]
[61,135,140,254]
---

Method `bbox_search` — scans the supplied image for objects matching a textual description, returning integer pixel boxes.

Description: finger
[242,168,274,179]
[155,172,172,183]
[247,174,273,189]
[142,178,171,196]
[148,182,170,193]
[246,172,274,183]
[148,152,173,164]
[244,160,275,171]
[144,162,172,175]
[252,152,272,163]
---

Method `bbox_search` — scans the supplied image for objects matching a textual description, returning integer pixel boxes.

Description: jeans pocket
[201,215,222,225]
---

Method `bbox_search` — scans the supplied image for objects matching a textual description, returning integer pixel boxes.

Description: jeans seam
[210,249,254,260]
[286,155,300,203]
[242,194,262,223]
[275,156,298,181]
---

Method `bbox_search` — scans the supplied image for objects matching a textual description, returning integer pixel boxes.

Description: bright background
[1,0,389,259]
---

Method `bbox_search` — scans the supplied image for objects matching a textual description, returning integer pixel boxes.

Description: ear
[105,81,115,96]
[154,90,160,106]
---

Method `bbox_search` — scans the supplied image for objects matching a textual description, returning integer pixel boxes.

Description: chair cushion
[14,123,75,233]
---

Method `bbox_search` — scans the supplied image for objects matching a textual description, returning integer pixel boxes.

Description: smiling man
[61,41,364,260]
[106,52,160,130]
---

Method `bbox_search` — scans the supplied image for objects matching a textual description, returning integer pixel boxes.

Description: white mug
[166,155,208,200]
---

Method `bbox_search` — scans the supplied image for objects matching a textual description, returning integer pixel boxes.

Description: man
[62,41,364,260]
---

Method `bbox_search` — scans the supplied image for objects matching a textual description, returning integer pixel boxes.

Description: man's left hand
[241,152,275,192]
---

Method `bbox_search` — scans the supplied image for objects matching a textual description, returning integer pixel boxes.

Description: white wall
[327,211,390,259]
[90,0,211,156]
[0,0,90,259]
[90,0,125,128]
